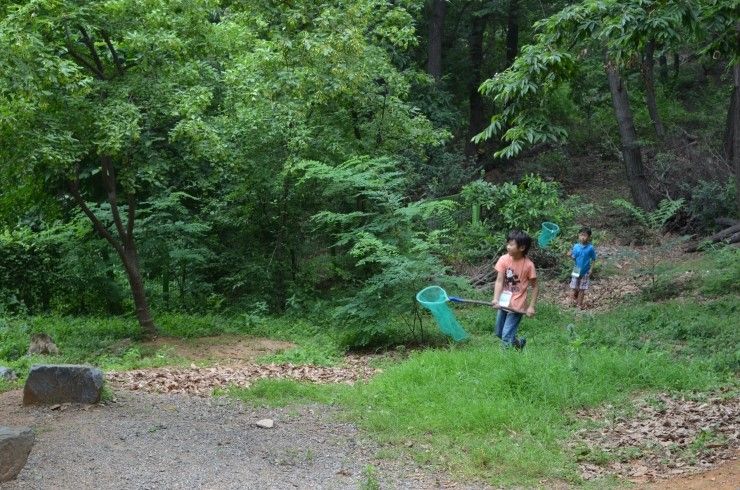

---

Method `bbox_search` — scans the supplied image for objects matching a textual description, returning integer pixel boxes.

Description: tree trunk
[162,259,171,311]
[69,156,158,338]
[427,0,447,82]
[727,22,740,216]
[729,62,740,216]
[658,54,668,84]
[606,60,656,211]
[505,0,520,66]
[673,52,680,79]
[642,40,665,139]
[465,13,488,157]
[121,244,157,336]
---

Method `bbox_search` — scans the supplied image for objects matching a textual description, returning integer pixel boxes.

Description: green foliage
[686,179,737,231]
[291,156,463,348]
[0,221,125,315]
[611,197,685,234]
[461,174,574,235]
[474,0,714,159]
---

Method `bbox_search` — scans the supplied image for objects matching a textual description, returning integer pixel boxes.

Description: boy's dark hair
[579,226,592,237]
[507,230,532,255]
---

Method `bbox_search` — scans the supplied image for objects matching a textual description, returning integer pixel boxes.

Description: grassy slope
[231,248,739,486]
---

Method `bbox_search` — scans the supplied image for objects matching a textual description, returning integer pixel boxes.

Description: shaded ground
[140,334,296,363]
[0,389,477,490]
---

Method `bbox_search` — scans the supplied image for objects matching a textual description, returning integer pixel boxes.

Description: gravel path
[0,389,476,490]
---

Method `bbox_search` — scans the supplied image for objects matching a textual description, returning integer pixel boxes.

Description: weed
[361,464,381,490]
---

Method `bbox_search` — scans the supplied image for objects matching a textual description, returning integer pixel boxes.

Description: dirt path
[0,389,476,490]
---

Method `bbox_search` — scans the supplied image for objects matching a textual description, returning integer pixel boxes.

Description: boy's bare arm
[526,278,539,316]
[493,273,504,304]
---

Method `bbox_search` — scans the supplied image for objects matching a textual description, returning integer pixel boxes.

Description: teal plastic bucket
[416,286,469,342]
[538,222,560,248]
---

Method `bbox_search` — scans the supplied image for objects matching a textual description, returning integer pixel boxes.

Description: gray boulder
[23,365,104,405]
[0,426,34,482]
[0,367,16,381]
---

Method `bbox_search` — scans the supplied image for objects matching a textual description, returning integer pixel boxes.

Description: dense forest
[1,0,737,345]
[2,2,739,487]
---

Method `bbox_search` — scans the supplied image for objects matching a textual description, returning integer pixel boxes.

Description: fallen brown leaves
[572,392,739,481]
[106,355,380,397]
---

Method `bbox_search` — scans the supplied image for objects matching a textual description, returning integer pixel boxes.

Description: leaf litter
[572,390,739,481]
[107,355,380,396]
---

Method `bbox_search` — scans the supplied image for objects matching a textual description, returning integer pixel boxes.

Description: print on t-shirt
[504,267,521,292]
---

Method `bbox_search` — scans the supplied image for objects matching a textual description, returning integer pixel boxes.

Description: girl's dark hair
[579,226,592,237]
[507,230,532,255]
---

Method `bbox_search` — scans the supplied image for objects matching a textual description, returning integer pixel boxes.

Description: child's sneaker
[515,337,527,351]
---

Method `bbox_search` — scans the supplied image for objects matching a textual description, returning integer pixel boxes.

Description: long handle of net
[448,296,525,314]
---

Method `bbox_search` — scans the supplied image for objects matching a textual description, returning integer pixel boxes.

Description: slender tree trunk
[658,54,668,84]
[642,40,665,139]
[427,0,447,82]
[727,26,740,215]
[505,0,520,66]
[122,244,156,335]
[466,13,488,157]
[69,156,158,338]
[673,52,680,79]
[162,259,171,311]
[606,60,656,211]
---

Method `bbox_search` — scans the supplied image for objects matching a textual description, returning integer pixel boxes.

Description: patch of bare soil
[644,454,740,489]
[140,334,295,363]
[107,355,381,396]
[572,391,739,482]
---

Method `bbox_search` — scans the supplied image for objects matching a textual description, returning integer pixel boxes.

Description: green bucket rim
[541,222,560,234]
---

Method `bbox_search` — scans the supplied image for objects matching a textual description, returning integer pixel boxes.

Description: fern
[611,198,684,231]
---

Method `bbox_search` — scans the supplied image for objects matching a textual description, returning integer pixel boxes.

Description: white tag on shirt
[499,290,512,308]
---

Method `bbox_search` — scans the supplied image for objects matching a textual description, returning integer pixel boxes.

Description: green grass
[340,336,723,485]
[0,312,347,381]
[223,378,349,407]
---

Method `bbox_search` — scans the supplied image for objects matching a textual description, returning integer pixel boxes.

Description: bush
[686,178,736,232]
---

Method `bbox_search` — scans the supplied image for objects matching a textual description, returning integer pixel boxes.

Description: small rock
[256,419,274,429]
[50,404,61,411]
[0,367,16,381]
[0,426,35,482]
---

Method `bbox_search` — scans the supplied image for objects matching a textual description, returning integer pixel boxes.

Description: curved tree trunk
[606,60,656,211]
[642,40,665,139]
[69,156,158,338]
[427,0,447,82]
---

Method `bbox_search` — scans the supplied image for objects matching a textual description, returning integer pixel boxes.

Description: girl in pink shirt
[492,230,539,349]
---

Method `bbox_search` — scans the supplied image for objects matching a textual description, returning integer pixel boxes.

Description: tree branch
[100,156,129,243]
[78,26,106,79]
[69,178,124,256]
[65,41,107,80]
[101,30,125,75]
